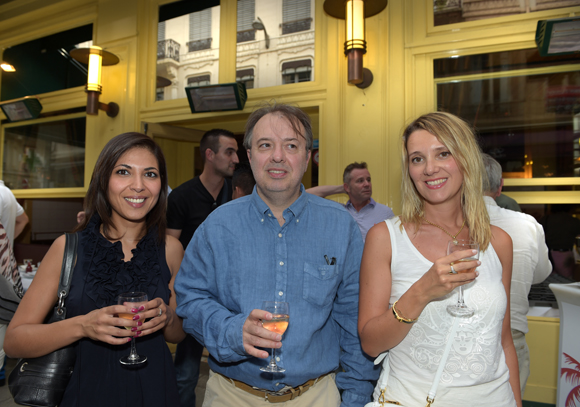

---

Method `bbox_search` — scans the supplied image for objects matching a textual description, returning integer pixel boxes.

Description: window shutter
[237,0,255,31]
[158,21,166,41]
[283,0,310,22]
[189,9,212,41]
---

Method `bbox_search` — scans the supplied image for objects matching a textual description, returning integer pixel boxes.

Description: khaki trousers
[202,370,341,407]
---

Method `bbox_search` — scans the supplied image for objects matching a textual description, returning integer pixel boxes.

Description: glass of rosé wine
[260,301,289,373]
[117,292,148,365]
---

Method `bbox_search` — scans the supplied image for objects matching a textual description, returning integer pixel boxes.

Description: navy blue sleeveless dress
[60,215,180,407]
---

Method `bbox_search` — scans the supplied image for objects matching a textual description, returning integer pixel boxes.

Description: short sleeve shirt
[166,176,232,249]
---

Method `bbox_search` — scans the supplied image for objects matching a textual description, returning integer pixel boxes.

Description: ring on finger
[158,307,163,317]
[449,264,456,274]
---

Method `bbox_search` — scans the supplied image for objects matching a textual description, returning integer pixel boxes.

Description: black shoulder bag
[9,232,78,407]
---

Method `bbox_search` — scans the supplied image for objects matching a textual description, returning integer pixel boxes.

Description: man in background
[495,192,521,212]
[482,153,552,396]
[232,162,255,199]
[0,180,28,248]
[175,103,377,406]
[0,179,28,386]
[307,162,394,240]
[167,128,239,407]
[540,204,580,280]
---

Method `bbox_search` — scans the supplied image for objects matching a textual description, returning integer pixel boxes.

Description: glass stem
[128,337,138,360]
[269,347,277,367]
[457,286,465,306]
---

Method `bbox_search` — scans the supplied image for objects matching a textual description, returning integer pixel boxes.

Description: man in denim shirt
[175,103,377,406]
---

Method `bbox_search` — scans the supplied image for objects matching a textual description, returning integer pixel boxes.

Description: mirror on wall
[2,117,86,190]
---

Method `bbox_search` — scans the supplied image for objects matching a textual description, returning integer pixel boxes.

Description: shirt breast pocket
[302,263,339,307]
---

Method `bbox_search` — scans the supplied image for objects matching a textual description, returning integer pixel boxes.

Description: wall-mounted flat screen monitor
[0,97,42,122]
[185,82,247,113]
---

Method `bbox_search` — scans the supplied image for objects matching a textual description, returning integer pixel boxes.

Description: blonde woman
[359,112,522,407]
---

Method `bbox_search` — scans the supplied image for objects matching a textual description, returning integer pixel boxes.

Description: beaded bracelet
[392,300,418,324]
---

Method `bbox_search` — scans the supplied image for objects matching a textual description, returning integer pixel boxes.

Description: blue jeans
[174,334,204,407]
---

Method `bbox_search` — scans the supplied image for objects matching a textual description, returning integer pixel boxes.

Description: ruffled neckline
[83,215,162,308]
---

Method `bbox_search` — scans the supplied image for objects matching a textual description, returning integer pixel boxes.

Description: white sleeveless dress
[379,217,516,406]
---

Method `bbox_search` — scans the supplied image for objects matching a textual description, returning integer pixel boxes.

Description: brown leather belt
[217,372,330,403]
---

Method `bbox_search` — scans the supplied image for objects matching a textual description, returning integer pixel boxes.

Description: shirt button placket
[275,229,287,303]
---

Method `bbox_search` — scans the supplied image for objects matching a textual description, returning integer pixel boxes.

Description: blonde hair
[400,112,491,251]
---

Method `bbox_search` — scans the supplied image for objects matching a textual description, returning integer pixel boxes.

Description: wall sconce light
[0,97,42,122]
[324,0,388,89]
[70,46,120,117]
[252,17,270,49]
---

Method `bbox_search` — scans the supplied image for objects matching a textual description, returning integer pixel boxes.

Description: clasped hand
[419,248,480,301]
[242,309,282,359]
[81,297,171,345]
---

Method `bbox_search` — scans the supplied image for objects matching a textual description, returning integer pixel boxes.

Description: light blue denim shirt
[175,185,377,406]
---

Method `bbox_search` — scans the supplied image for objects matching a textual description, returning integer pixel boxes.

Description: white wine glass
[446,240,479,318]
[118,292,148,365]
[260,301,289,373]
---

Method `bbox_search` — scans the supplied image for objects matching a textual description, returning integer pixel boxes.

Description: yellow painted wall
[153,137,196,189]
[526,316,560,404]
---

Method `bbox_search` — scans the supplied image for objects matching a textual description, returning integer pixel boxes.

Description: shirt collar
[483,195,498,207]
[250,184,308,219]
[345,197,376,210]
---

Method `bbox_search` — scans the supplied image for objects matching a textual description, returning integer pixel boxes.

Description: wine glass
[446,240,479,318]
[117,292,148,365]
[260,301,289,373]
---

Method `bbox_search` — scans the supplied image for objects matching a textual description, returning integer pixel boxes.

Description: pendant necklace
[423,218,465,244]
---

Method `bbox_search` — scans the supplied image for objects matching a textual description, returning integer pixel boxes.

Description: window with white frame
[281,60,312,84]
[236,68,255,89]
[187,75,211,87]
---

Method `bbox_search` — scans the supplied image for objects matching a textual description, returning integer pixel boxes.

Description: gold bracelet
[392,300,418,324]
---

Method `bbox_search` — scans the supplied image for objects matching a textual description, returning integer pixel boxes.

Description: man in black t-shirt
[167,128,238,407]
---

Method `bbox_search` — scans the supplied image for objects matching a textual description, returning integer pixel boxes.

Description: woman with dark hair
[5,132,184,406]
[359,112,522,406]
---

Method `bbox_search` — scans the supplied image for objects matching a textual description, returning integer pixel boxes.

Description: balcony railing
[281,18,312,35]
[237,29,256,43]
[187,38,212,53]
[157,39,180,62]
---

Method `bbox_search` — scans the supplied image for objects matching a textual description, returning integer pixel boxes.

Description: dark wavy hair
[74,132,168,243]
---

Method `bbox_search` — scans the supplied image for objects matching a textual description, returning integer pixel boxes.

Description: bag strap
[54,233,78,321]
[375,315,461,407]
[425,317,460,407]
